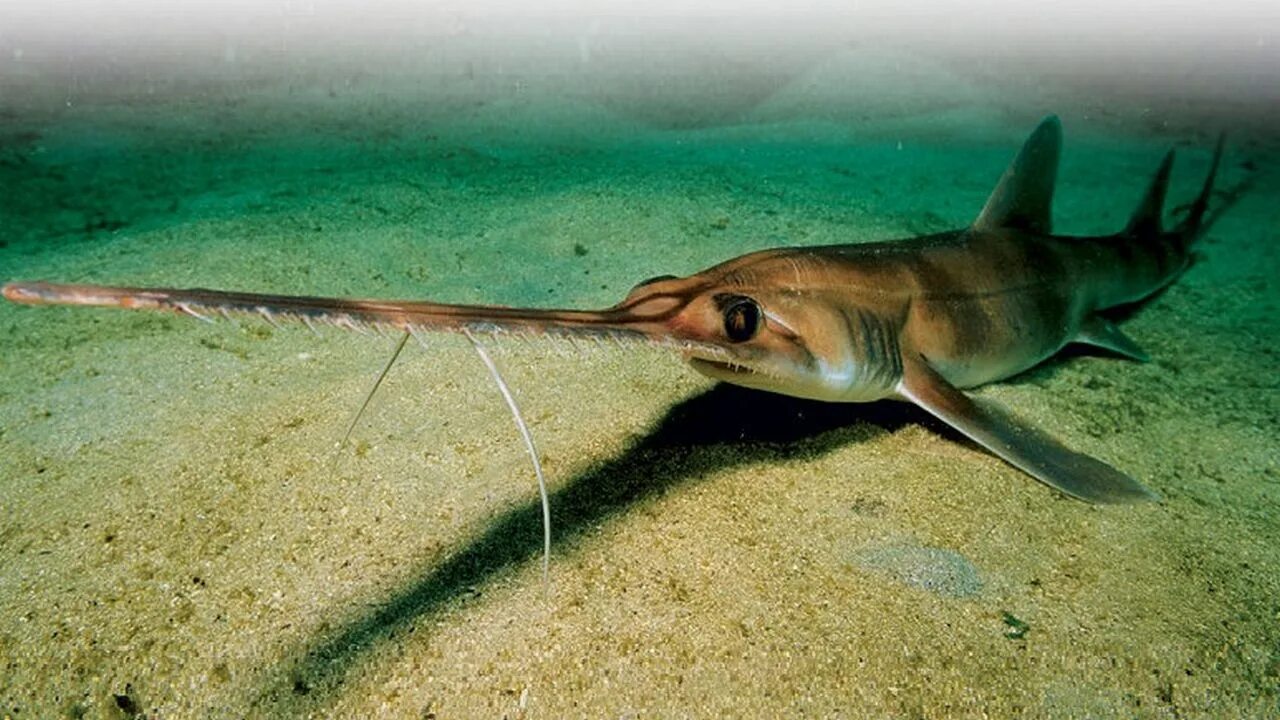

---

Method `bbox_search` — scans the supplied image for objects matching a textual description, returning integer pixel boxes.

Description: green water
[1,39,1278,718]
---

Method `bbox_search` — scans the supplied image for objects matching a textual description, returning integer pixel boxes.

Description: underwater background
[1,6,1278,717]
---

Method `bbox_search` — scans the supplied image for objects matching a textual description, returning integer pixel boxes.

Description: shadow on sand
[252,383,929,711]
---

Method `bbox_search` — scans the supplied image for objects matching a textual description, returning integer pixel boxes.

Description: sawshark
[4,116,1227,506]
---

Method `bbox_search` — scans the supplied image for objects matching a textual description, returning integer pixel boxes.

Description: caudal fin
[1176,133,1226,241]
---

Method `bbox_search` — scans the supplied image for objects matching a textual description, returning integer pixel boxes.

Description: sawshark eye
[722,297,761,343]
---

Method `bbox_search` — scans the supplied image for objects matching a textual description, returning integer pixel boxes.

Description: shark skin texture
[3,116,1227,503]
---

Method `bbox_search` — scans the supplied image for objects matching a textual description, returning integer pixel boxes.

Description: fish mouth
[687,356,759,377]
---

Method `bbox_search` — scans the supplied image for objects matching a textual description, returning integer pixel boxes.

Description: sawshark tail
[0,281,724,359]
[1176,132,1226,244]
[1109,133,1227,302]
[1125,133,1225,245]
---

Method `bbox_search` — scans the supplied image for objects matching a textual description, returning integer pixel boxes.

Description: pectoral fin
[897,354,1158,504]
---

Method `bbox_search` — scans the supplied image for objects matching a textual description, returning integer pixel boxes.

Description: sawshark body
[4,116,1225,503]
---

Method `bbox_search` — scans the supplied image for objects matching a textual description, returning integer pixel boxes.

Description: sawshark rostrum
[4,116,1226,505]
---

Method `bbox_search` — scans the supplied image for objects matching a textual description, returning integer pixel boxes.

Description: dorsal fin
[972,115,1062,235]
[1125,149,1175,236]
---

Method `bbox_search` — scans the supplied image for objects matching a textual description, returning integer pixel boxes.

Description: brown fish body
[676,215,1192,402]
[1,117,1227,503]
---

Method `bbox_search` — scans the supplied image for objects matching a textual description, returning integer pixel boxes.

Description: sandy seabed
[0,37,1278,718]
